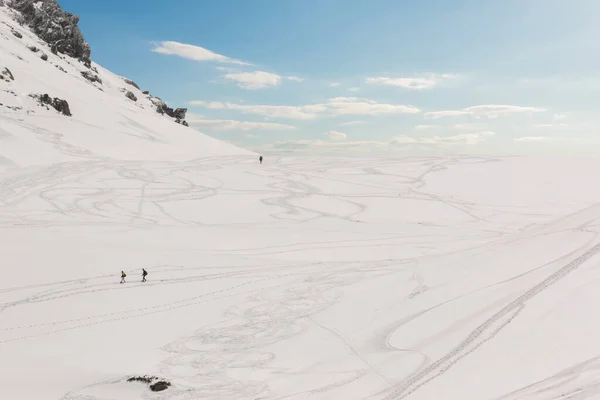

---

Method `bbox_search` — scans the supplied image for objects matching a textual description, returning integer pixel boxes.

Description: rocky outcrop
[142,90,149,95]
[122,78,140,90]
[11,29,22,38]
[147,96,188,126]
[27,45,38,52]
[9,0,91,67]
[31,93,71,116]
[40,53,48,61]
[0,67,14,81]
[125,91,137,102]
[81,70,102,84]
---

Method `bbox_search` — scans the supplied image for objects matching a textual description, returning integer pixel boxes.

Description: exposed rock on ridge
[9,0,91,67]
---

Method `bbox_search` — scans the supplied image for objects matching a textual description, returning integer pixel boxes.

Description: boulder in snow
[40,53,48,61]
[81,70,102,84]
[150,381,171,392]
[27,45,39,52]
[125,91,137,102]
[11,29,22,38]
[33,93,71,116]
[0,67,14,81]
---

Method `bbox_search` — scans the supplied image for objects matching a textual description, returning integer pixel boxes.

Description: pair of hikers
[120,268,147,283]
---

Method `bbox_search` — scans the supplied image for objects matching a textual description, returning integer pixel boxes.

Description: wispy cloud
[515,136,548,142]
[339,120,366,126]
[151,41,250,65]
[324,130,347,140]
[187,115,295,131]
[256,139,389,154]
[286,76,304,82]
[348,87,361,92]
[327,97,420,116]
[224,71,282,90]
[425,105,546,119]
[329,82,341,87]
[533,123,568,128]
[189,97,420,119]
[392,131,496,145]
[367,73,457,90]
[254,131,495,155]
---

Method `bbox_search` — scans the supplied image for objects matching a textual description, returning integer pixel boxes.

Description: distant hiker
[259,155,263,164]
[120,271,126,284]
[142,268,148,282]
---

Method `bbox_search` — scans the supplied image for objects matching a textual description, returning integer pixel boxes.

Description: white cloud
[189,97,420,119]
[286,76,304,82]
[256,139,389,154]
[189,101,325,119]
[392,131,495,146]
[415,124,438,130]
[553,113,567,121]
[533,123,568,128]
[151,41,249,65]
[425,105,547,119]
[367,73,457,90]
[326,97,420,116]
[186,115,296,131]
[324,130,347,140]
[348,87,361,92]
[515,136,548,142]
[255,131,494,155]
[329,82,341,87]
[339,120,366,126]
[224,71,282,90]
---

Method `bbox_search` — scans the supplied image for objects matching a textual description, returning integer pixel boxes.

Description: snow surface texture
[3,4,600,400]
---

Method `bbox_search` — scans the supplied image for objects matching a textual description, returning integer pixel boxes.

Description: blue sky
[60,0,600,155]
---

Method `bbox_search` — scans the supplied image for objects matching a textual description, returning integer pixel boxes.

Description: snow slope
[3,4,600,400]
[0,4,252,168]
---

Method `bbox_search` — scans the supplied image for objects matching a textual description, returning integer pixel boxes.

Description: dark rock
[81,70,102,84]
[182,120,189,127]
[1,67,14,81]
[40,53,48,61]
[10,0,91,67]
[34,93,71,116]
[127,375,171,392]
[174,108,187,120]
[55,64,66,73]
[122,78,140,90]
[27,45,39,52]
[142,90,149,95]
[149,381,171,392]
[11,29,22,38]
[125,91,137,102]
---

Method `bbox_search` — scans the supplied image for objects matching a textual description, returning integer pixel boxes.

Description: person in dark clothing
[259,155,263,164]
[142,268,148,282]
[120,271,126,284]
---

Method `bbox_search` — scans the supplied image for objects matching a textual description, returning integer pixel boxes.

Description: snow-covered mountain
[3,2,600,400]
[0,0,252,168]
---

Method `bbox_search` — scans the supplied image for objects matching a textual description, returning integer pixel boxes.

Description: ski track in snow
[1,153,600,400]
